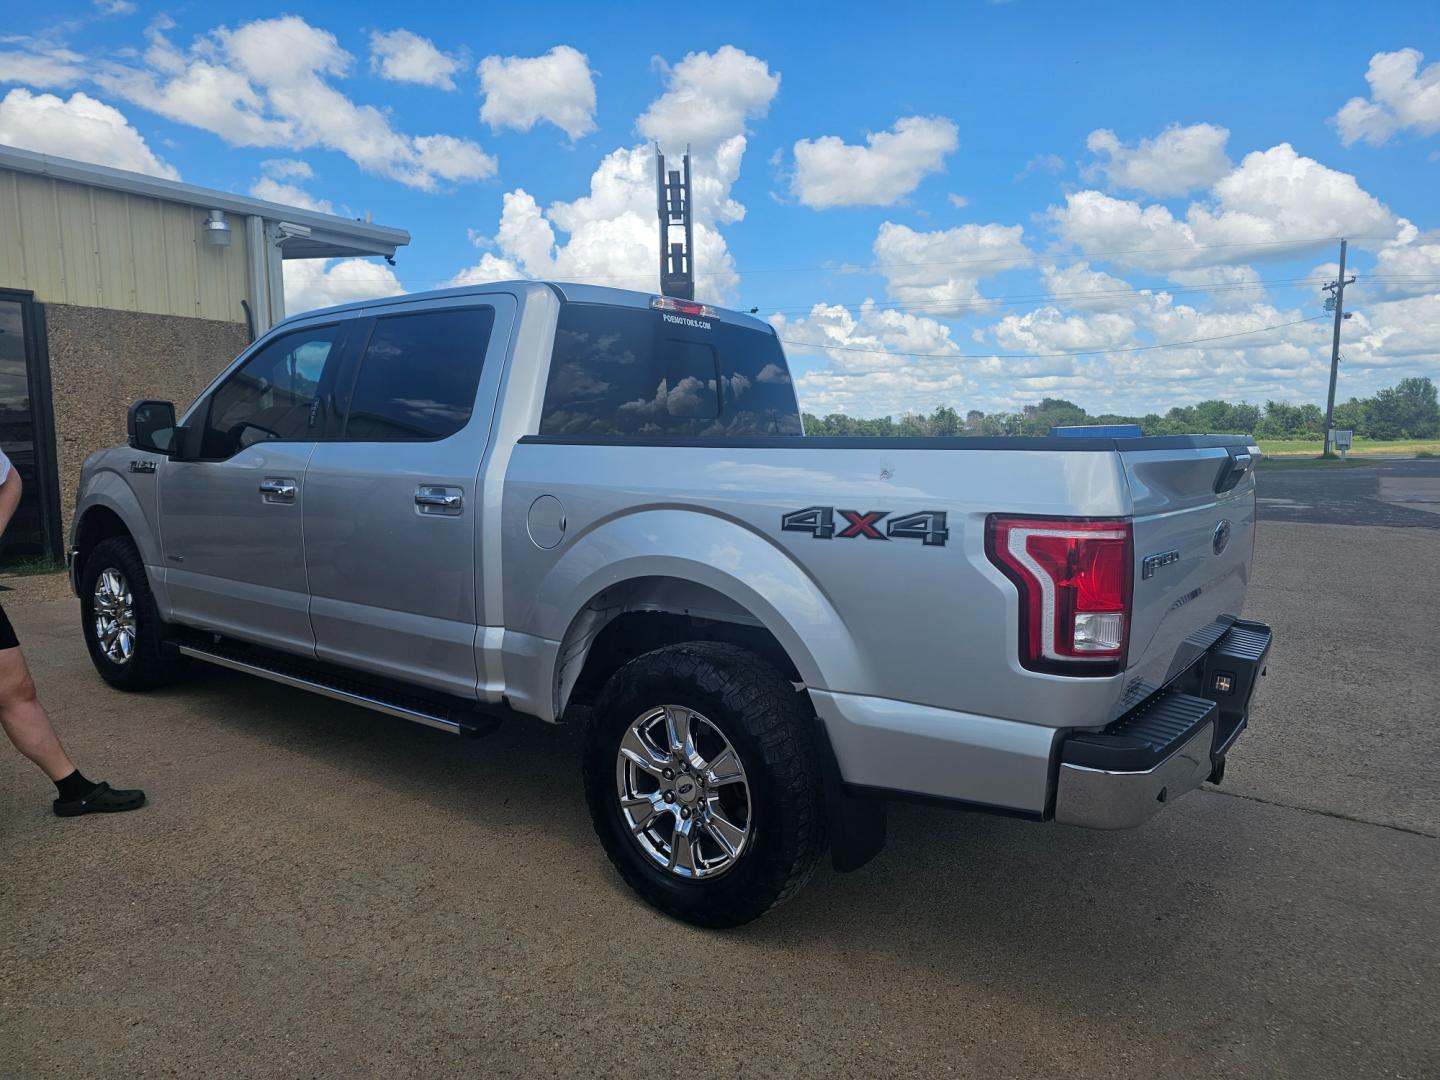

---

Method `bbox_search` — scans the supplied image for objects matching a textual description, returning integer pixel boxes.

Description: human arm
[0,468,21,540]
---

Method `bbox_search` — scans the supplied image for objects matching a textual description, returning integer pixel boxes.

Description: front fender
[527,507,873,699]
[73,453,166,601]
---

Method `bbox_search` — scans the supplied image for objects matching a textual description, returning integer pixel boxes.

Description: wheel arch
[523,508,869,723]
[554,576,808,718]
[71,468,165,603]
[73,503,134,567]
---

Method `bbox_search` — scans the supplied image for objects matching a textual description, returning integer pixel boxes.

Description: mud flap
[814,719,887,872]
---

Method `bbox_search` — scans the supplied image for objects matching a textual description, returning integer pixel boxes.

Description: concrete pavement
[2,520,1436,1079]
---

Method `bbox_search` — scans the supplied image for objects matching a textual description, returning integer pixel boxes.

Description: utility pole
[1322,239,1356,455]
[656,147,695,300]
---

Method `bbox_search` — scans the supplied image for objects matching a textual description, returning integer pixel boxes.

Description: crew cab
[69,281,1272,926]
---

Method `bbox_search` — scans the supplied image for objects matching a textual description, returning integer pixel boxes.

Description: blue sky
[2,1,1437,417]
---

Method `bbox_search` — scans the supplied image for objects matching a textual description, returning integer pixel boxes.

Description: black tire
[79,536,184,691]
[582,642,825,928]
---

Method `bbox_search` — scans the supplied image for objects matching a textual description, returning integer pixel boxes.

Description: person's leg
[0,645,76,780]
[0,634,146,815]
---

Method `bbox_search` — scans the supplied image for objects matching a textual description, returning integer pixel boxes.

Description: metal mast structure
[656,147,695,300]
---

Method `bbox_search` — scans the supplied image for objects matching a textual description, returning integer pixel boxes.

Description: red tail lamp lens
[986,516,1133,675]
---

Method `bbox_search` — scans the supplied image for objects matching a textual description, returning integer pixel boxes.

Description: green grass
[0,556,67,577]
[1256,437,1440,458]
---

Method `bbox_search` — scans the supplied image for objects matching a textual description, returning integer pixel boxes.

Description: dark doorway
[0,290,63,565]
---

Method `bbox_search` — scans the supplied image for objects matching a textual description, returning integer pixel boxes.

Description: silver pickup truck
[69,281,1271,926]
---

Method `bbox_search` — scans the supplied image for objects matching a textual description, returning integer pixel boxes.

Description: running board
[178,642,480,735]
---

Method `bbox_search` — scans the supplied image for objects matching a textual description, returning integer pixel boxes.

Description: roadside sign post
[1333,429,1353,461]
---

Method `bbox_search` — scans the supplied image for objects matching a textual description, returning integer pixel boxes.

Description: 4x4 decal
[781,506,949,547]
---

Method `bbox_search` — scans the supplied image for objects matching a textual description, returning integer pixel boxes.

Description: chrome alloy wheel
[615,705,752,879]
[92,568,137,666]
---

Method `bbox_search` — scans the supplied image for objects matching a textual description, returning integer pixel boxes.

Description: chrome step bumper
[1055,718,1215,829]
[1054,619,1272,830]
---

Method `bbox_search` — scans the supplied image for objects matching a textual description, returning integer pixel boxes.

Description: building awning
[0,144,410,260]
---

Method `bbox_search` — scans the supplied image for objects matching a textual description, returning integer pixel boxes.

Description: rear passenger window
[344,307,495,441]
[540,304,802,437]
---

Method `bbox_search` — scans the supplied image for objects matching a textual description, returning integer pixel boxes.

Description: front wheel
[582,642,825,927]
[79,536,184,691]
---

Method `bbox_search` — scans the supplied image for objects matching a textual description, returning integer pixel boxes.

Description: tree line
[801,377,1440,441]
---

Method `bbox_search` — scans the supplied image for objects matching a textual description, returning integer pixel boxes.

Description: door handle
[415,486,463,515]
[259,478,297,501]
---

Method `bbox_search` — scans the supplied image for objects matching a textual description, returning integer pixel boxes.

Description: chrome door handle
[415,486,463,515]
[259,478,297,501]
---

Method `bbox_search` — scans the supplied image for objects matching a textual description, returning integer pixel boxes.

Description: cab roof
[278,280,774,335]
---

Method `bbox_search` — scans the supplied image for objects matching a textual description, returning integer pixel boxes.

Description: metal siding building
[0,145,409,561]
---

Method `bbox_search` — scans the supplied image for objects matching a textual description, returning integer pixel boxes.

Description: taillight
[985,515,1133,676]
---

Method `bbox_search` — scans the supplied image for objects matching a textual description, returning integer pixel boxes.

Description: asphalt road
[1256,458,1440,528]
[2,519,1437,1079]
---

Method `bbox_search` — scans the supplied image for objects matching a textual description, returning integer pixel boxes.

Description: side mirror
[127,400,181,455]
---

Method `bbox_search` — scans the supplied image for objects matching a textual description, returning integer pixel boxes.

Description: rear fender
[530,508,871,717]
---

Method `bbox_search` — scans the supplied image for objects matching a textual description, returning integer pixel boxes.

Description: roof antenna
[656,144,695,300]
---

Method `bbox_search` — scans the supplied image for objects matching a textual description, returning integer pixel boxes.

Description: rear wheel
[582,642,825,927]
[79,536,183,691]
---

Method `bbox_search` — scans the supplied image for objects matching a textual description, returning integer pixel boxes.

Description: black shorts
[0,602,18,650]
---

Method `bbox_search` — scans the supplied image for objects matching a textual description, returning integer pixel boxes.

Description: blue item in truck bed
[1050,424,1145,438]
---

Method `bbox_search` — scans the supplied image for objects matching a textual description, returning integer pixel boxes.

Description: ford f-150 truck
[69,281,1271,926]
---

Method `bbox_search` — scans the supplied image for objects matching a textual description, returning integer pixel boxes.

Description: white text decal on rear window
[661,313,712,330]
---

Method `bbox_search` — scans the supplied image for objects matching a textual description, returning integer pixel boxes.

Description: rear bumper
[1054,619,1272,829]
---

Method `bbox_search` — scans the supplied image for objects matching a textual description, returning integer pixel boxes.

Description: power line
[779,314,1329,362]
[294,233,1407,286]
[761,275,1337,316]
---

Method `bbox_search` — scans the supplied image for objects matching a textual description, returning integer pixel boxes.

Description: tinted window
[201,324,340,459]
[344,307,495,441]
[539,304,802,437]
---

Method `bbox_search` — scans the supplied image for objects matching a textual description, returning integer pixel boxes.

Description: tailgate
[1119,442,1258,711]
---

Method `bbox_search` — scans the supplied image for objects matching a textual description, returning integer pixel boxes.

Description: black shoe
[53,781,146,817]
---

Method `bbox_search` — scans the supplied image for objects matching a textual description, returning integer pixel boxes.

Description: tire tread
[583,641,825,927]
[80,536,183,691]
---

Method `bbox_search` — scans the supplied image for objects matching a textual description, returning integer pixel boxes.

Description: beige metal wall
[0,167,251,324]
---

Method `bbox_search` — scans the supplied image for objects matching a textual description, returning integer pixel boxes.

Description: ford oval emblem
[1213,519,1232,555]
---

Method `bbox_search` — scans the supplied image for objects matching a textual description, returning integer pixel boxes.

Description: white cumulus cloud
[1052,143,1399,272]
[1332,48,1440,146]
[1373,226,1440,296]
[0,88,178,178]
[450,46,779,304]
[791,115,958,208]
[285,258,404,314]
[259,157,312,180]
[0,46,86,88]
[478,45,596,140]
[96,15,494,190]
[871,220,1032,314]
[778,300,974,418]
[637,45,779,153]
[249,177,334,214]
[1085,122,1231,196]
[369,29,462,91]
